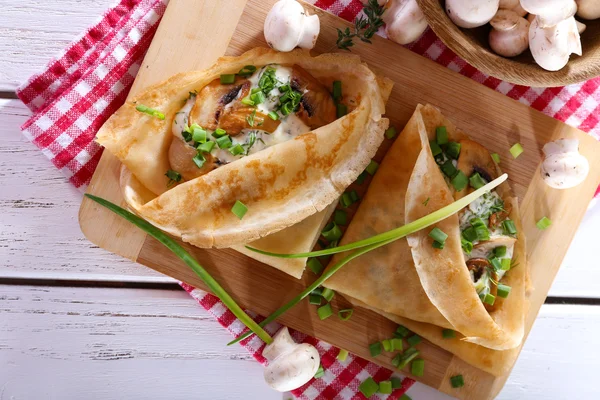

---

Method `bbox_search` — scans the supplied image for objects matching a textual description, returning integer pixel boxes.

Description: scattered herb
[423,197,430,206]
[246,109,257,127]
[165,170,181,187]
[336,0,385,51]
[135,104,165,120]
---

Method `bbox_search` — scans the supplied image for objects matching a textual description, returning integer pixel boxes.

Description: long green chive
[501,258,511,271]
[229,143,245,156]
[391,338,403,352]
[84,195,272,344]
[450,375,465,388]
[135,104,165,120]
[391,377,402,389]
[165,170,181,187]
[231,200,248,220]
[338,308,354,321]
[497,284,512,298]
[216,135,232,149]
[395,325,411,338]
[192,152,206,169]
[428,227,448,244]
[314,364,325,379]
[441,160,457,178]
[220,74,235,84]
[332,80,342,100]
[469,172,487,189]
[321,287,335,302]
[430,140,442,157]
[369,341,382,357]
[317,303,333,320]
[395,347,420,369]
[307,258,324,275]
[359,377,379,398]
[379,380,393,394]
[411,359,425,377]
[436,126,448,145]
[212,128,227,138]
[334,209,348,225]
[536,216,552,230]
[491,153,501,163]
[407,335,422,347]
[229,176,508,345]
[337,348,349,361]
[451,171,468,191]
[446,142,461,159]
[366,160,379,175]
[510,143,524,159]
[382,339,392,352]
[322,222,343,242]
[309,294,322,305]
[237,65,256,77]
[494,246,507,258]
[502,219,517,235]
[481,293,496,306]
[336,103,348,118]
[268,111,279,120]
[442,329,456,339]
[385,126,397,139]
[197,141,215,153]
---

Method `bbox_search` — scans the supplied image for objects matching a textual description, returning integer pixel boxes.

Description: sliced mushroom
[290,65,337,129]
[489,9,530,57]
[455,139,499,198]
[168,137,217,181]
[446,0,500,29]
[466,258,498,312]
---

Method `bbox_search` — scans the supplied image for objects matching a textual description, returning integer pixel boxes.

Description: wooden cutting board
[78,0,600,398]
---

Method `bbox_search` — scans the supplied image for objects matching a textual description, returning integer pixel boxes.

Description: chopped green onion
[428,227,448,244]
[336,103,347,118]
[334,209,348,225]
[230,176,509,346]
[481,293,496,306]
[474,224,490,241]
[462,227,478,242]
[450,375,464,388]
[461,238,473,254]
[391,377,402,389]
[317,303,333,320]
[338,308,354,321]
[469,172,487,189]
[332,80,342,100]
[395,325,411,338]
[212,128,227,138]
[407,335,422,347]
[446,142,461,159]
[497,284,511,298]
[220,74,235,84]
[366,160,379,176]
[411,359,425,377]
[379,380,393,394]
[165,170,182,187]
[369,341,382,357]
[337,349,349,361]
[311,287,324,296]
[451,171,468,191]
[241,96,255,106]
[536,216,552,230]
[197,141,215,153]
[349,190,359,203]
[510,143,524,159]
[84,195,273,345]
[231,200,248,220]
[182,128,193,142]
[501,258,511,271]
[470,217,486,228]
[135,104,165,120]
[321,287,335,302]
[309,294,322,305]
[250,91,266,105]
[491,153,500,163]
[191,125,207,143]
[382,339,392,352]
[307,258,324,275]
[229,143,245,156]
[385,126,397,139]
[314,364,324,379]
[441,160,458,178]
[502,219,517,235]
[340,192,353,208]
[401,393,413,400]
[192,152,206,169]
[391,338,403,352]
[395,347,420,369]
[430,140,442,157]
[268,111,279,120]
[237,65,256,77]
[359,377,379,398]
[322,222,343,242]
[494,246,507,258]
[436,126,448,145]
[432,241,445,249]
[355,171,368,185]
[490,257,502,271]
[216,135,232,149]
[442,329,456,339]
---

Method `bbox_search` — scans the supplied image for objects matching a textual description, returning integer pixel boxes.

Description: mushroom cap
[529,16,581,71]
[541,153,590,189]
[521,0,577,27]
[383,0,428,45]
[264,0,320,52]
[576,0,600,20]
[489,10,530,57]
[446,0,500,29]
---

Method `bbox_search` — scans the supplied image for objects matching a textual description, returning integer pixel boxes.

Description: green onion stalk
[228,174,508,345]
[84,194,273,345]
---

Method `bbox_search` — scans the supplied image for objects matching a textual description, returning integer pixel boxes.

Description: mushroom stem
[489,9,530,57]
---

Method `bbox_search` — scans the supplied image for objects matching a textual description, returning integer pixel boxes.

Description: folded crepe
[98,48,392,277]
[324,104,529,373]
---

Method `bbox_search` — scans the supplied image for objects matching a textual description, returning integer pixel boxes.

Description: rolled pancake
[97,48,391,252]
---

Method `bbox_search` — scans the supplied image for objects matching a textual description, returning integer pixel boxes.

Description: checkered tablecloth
[15,0,600,398]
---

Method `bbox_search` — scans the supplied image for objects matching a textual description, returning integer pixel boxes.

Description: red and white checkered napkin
[15,0,600,397]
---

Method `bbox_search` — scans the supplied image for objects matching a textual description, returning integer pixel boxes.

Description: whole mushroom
[264,0,320,52]
[489,9,530,57]
[541,139,589,189]
[510,2,528,18]
[446,0,500,28]
[383,0,429,45]
[576,0,600,20]
[529,16,581,71]
[520,0,577,27]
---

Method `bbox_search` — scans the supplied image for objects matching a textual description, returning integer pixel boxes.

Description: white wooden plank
[0,0,114,91]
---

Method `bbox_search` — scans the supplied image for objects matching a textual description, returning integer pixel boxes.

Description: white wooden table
[1,1,600,398]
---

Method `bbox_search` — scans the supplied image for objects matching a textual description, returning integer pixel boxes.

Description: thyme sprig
[336,0,385,51]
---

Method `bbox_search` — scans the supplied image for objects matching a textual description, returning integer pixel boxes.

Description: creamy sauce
[249,65,294,115]
[467,242,514,285]
[459,190,504,233]
[172,95,196,139]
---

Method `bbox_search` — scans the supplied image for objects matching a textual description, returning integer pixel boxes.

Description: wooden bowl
[416,0,600,87]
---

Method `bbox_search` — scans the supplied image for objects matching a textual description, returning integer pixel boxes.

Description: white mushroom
[264,0,320,52]
[541,139,589,189]
[576,0,600,20]
[383,0,428,45]
[576,20,587,34]
[529,16,581,71]
[520,0,577,27]
[263,327,320,392]
[446,0,500,28]
[527,13,536,23]
[511,3,528,17]
[489,10,530,57]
